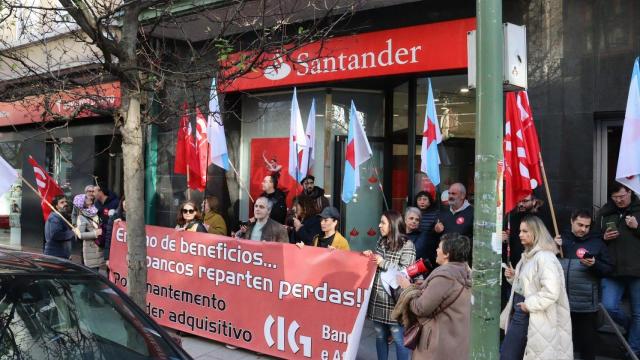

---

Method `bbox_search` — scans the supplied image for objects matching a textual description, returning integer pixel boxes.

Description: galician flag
[0,155,18,196]
[300,98,316,175]
[342,101,372,203]
[616,57,640,194]
[288,87,308,182]
[206,78,230,171]
[420,78,443,185]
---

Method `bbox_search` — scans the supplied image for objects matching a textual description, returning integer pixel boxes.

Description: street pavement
[179,319,386,360]
[179,319,621,360]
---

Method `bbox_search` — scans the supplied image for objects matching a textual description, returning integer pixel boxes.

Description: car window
[0,276,183,359]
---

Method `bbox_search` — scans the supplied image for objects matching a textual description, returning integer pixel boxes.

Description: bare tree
[0,0,359,307]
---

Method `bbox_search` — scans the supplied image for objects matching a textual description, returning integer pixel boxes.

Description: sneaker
[225,344,238,350]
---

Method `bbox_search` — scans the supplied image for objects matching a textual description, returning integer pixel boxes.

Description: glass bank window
[417,76,476,198]
[391,75,476,210]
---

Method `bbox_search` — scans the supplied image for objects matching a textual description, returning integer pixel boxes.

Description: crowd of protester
[44,183,124,274]
[41,170,640,359]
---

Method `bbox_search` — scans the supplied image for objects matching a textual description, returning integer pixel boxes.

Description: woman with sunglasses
[175,200,208,233]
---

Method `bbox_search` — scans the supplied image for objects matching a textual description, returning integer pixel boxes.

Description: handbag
[403,282,465,350]
[403,319,428,350]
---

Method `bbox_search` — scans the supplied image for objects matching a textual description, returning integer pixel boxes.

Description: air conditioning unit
[467,23,527,90]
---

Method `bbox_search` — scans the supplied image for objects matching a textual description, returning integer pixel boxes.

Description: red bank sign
[221,18,475,92]
[0,82,120,127]
[109,222,376,359]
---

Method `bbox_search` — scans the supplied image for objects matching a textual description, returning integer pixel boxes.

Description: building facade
[0,0,639,257]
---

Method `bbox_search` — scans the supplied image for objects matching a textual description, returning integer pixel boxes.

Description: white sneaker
[225,344,238,350]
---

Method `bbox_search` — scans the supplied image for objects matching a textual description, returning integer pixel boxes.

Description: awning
[0,82,121,127]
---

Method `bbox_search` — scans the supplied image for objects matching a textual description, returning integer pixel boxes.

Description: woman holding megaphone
[394,233,472,360]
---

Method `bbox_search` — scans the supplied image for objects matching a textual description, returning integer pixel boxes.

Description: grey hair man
[434,182,474,244]
[240,196,288,243]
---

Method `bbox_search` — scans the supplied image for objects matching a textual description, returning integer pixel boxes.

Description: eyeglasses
[182,208,196,214]
[612,193,630,200]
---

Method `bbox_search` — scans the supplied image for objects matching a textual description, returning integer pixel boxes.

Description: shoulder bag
[403,282,465,350]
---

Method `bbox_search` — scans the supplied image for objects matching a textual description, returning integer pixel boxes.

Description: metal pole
[471,0,503,358]
[407,78,417,203]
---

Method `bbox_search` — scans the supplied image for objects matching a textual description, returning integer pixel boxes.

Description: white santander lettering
[286,38,422,79]
[296,52,310,75]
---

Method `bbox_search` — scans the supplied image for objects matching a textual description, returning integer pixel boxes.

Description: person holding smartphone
[597,183,640,357]
[555,209,614,360]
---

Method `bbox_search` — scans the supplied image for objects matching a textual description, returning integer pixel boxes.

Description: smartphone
[239,220,249,226]
[582,252,594,259]
[606,221,618,232]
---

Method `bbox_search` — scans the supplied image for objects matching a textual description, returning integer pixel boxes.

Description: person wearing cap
[300,175,330,213]
[303,207,349,250]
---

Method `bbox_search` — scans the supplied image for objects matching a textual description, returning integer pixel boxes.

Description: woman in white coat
[500,215,572,360]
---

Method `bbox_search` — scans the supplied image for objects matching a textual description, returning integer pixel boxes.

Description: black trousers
[571,311,597,360]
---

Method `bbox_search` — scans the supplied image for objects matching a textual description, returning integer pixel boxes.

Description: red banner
[221,18,475,92]
[109,222,376,359]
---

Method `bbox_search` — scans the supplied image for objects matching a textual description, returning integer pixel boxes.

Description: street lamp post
[471,0,504,358]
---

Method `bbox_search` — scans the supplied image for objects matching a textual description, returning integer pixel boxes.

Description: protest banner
[109,222,377,359]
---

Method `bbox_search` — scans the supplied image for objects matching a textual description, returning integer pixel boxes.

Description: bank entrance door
[594,114,624,209]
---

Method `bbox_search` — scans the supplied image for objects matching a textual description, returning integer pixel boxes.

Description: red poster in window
[249,138,303,214]
[220,18,475,92]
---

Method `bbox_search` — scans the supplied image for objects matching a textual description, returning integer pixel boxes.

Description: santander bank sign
[221,18,475,92]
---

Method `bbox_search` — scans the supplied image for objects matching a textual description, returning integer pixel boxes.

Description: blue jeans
[602,277,640,355]
[373,321,409,360]
[500,293,529,360]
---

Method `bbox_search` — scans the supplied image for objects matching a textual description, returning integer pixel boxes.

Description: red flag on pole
[193,107,210,190]
[515,91,542,184]
[28,156,64,220]
[504,91,542,213]
[174,102,190,175]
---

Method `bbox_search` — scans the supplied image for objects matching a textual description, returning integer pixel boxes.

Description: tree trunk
[120,90,147,308]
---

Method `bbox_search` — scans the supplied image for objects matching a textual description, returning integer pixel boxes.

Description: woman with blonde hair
[500,215,572,359]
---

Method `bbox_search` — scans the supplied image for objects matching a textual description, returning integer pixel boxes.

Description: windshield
[0,275,183,360]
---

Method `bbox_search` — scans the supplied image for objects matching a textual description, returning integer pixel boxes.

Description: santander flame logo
[263,56,291,81]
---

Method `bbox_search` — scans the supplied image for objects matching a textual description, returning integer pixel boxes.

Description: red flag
[504,91,542,213]
[28,156,64,220]
[515,91,542,184]
[174,102,190,175]
[192,107,210,191]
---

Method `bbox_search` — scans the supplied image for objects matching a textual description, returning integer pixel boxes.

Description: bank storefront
[224,18,477,250]
[0,82,122,253]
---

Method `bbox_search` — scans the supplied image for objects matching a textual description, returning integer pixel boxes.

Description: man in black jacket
[300,175,329,212]
[557,208,614,360]
[434,182,474,239]
[597,183,640,357]
[260,174,287,225]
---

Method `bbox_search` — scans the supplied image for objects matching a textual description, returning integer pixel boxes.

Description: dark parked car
[0,248,192,359]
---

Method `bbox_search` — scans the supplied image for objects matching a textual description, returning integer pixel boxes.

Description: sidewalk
[180,319,390,360]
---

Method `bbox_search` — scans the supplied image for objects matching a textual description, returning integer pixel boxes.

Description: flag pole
[186,164,191,200]
[295,143,300,197]
[539,152,562,258]
[372,166,389,211]
[19,175,74,229]
[228,160,254,203]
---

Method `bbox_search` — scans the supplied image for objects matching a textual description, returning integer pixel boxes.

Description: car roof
[0,247,92,275]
